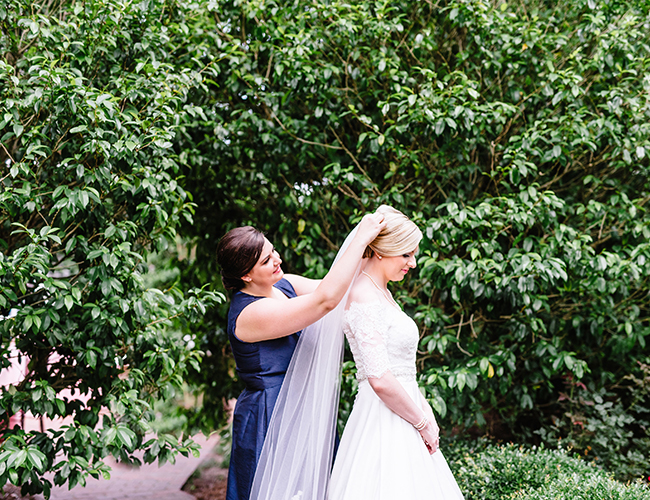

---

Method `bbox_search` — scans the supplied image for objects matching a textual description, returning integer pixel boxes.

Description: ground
[181,457,228,500]
[1,466,228,500]
[0,436,227,500]
[0,485,29,500]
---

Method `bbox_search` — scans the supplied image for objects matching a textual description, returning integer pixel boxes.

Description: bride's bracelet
[413,416,428,431]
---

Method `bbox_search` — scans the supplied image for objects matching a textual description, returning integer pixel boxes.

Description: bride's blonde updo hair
[364,205,423,258]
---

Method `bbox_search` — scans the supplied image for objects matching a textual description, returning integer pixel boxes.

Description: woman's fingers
[357,213,386,244]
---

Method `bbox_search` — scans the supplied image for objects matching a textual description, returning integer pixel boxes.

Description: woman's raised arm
[235,214,385,342]
[283,274,320,296]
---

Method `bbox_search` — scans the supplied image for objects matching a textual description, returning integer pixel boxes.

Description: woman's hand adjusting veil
[354,212,386,247]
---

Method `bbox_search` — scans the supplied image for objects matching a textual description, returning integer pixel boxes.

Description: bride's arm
[368,374,440,454]
[420,392,441,451]
[348,295,440,454]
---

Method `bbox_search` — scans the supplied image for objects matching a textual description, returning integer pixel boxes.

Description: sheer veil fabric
[250,227,361,500]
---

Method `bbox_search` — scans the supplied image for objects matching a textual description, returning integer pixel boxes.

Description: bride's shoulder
[344,298,386,334]
[346,287,385,322]
[346,279,383,308]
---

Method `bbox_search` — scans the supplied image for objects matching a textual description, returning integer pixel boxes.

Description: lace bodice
[343,301,419,382]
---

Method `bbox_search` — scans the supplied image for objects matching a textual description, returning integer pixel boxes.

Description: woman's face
[243,238,284,287]
[380,247,418,282]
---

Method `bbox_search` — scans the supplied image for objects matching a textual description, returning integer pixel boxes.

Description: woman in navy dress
[217,214,385,500]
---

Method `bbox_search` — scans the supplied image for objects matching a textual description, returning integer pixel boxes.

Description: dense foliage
[445,441,650,499]
[1,0,649,492]
[172,0,650,479]
[0,0,222,496]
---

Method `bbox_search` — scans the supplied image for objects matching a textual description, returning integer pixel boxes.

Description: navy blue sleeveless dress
[225,278,302,500]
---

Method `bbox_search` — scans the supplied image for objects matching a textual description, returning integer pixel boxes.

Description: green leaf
[103,427,117,446]
[26,449,46,471]
[115,426,136,449]
[11,449,27,469]
[86,350,97,369]
[521,394,533,409]
[624,322,633,335]
[456,372,466,392]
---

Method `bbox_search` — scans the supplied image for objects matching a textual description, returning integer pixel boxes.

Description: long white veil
[250,227,360,500]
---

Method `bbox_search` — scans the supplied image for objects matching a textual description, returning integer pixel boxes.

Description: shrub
[0,0,222,496]
[533,359,650,480]
[513,472,650,500]
[446,441,650,500]
[448,442,595,499]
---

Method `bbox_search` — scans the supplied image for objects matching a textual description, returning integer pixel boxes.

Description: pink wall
[1,342,83,433]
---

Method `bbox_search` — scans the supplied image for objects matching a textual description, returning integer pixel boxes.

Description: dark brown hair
[216,226,265,291]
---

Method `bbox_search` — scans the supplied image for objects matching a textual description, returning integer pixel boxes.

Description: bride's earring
[377,255,382,260]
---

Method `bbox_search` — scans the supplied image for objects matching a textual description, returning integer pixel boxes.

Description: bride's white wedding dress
[328,301,465,500]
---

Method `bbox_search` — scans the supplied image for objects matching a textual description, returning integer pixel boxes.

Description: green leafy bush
[4,0,648,491]
[513,472,650,500]
[535,360,650,480]
[0,0,222,496]
[447,442,593,499]
[446,441,650,500]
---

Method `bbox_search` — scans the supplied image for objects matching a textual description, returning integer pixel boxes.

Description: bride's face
[380,246,418,282]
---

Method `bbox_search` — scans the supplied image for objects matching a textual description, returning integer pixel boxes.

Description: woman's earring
[377,255,382,260]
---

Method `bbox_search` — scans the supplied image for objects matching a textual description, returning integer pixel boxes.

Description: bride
[328,205,464,499]
[250,205,464,500]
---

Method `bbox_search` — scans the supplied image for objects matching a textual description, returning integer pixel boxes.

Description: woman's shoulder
[343,300,389,339]
[273,277,297,298]
[346,301,385,316]
[229,289,259,313]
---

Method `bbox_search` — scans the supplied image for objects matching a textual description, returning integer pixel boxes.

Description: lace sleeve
[345,303,390,380]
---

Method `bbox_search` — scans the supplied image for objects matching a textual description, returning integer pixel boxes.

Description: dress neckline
[237,279,292,300]
[347,300,402,313]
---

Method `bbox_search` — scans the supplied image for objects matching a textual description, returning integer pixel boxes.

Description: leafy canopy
[173,0,650,479]
[0,0,222,496]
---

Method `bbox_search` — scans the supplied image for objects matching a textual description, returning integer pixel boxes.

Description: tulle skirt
[328,379,465,500]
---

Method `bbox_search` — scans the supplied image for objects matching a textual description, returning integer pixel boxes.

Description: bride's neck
[362,260,389,288]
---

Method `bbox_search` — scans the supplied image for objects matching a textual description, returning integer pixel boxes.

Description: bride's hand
[419,421,440,455]
[418,398,440,454]
[355,213,386,246]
